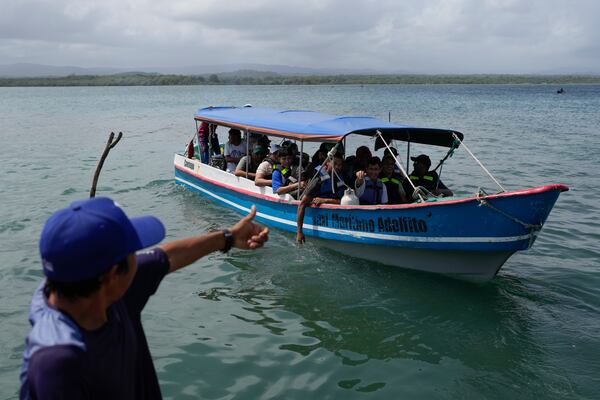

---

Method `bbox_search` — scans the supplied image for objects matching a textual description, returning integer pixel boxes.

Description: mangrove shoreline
[1,73,599,87]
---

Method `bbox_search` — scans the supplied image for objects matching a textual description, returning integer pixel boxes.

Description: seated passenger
[383,146,401,173]
[197,122,210,163]
[296,154,346,243]
[402,154,453,200]
[224,129,246,173]
[355,157,388,205]
[255,143,280,187]
[235,145,267,180]
[272,148,304,196]
[257,134,271,149]
[353,145,372,174]
[380,156,409,204]
[312,149,327,167]
[294,152,310,169]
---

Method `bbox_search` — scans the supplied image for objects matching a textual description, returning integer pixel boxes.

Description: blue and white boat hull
[174,154,567,279]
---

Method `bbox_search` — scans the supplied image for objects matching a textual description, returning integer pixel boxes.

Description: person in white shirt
[224,129,247,173]
[255,143,280,187]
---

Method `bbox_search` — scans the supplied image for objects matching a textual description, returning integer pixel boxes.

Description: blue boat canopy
[194,106,463,147]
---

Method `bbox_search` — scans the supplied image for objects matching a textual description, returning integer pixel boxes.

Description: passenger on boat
[255,143,280,187]
[235,145,267,180]
[311,149,327,170]
[354,146,372,172]
[272,147,305,196]
[380,156,409,204]
[343,145,371,184]
[383,147,402,173]
[355,156,388,205]
[197,122,221,164]
[296,153,346,243]
[402,154,453,200]
[257,134,271,149]
[224,129,246,173]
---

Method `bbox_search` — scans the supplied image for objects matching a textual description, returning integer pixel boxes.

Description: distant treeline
[1,73,600,87]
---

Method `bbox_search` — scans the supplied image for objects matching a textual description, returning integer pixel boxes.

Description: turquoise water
[1,84,599,399]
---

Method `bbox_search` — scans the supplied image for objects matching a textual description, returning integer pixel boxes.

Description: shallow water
[1,84,599,399]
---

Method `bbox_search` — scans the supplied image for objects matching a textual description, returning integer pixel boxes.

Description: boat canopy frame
[192,106,506,197]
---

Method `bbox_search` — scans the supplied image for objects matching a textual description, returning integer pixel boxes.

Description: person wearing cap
[20,197,268,399]
[235,144,267,180]
[224,128,246,173]
[402,154,453,200]
[254,143,280,188]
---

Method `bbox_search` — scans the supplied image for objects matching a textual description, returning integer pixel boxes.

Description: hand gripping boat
[174,106,568,280]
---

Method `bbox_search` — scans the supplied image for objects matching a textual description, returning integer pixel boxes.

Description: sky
[1,0,599,74]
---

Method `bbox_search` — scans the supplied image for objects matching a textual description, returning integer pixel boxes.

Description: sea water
[1,84,599,399]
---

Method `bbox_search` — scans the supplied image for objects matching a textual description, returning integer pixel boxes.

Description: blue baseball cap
[39,197,166,282]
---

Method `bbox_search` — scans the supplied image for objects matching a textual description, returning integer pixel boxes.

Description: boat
[174,106,568,280]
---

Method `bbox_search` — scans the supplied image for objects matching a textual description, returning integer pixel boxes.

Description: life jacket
[359,178,384,205]
[408,171,439,192]
[279,166,295,185]
[381,175,403,204]
[263,157,279,172]
[319,171,346,199]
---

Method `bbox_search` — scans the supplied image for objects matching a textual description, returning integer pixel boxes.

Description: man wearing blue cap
[20,197,268,399]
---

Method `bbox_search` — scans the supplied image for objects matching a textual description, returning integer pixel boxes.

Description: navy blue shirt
[20,248,170,400]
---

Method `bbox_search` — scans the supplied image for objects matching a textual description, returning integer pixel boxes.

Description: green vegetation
[1,73,599,87]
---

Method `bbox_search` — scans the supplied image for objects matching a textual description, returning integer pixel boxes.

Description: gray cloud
[0,0,598,73]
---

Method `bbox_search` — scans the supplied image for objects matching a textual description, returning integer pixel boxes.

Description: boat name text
[184,160,195,170]
[314,213,428,233]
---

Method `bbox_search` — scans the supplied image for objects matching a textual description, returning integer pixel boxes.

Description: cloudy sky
[1,0,599,73]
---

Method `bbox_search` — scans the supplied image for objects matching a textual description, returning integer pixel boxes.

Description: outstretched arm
[296,195,312,243]
[160,206,269,273]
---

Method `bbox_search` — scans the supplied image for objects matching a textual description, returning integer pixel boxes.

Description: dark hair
[312,149,326,164]
[44,257,130,302]
[384,147,399,156]
[278,147,292,157]
[382,155,395,164]
[368,156,382,167]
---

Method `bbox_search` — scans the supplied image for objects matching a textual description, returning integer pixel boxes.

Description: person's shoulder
[28,345,83,382]
[31,345,82,368]
[25,345,84,399]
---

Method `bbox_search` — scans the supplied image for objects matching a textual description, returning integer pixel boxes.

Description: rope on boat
[432,138,460,192]
[452,133,506,193]
[475,189,541,247]
[375,130,424,202]
[299,142,347,199]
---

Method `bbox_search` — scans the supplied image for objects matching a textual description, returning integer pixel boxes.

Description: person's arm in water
[160,206,269,274]
[296,195,312,243]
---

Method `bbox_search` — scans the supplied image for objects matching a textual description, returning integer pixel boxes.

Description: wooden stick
[90,131,123,198]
